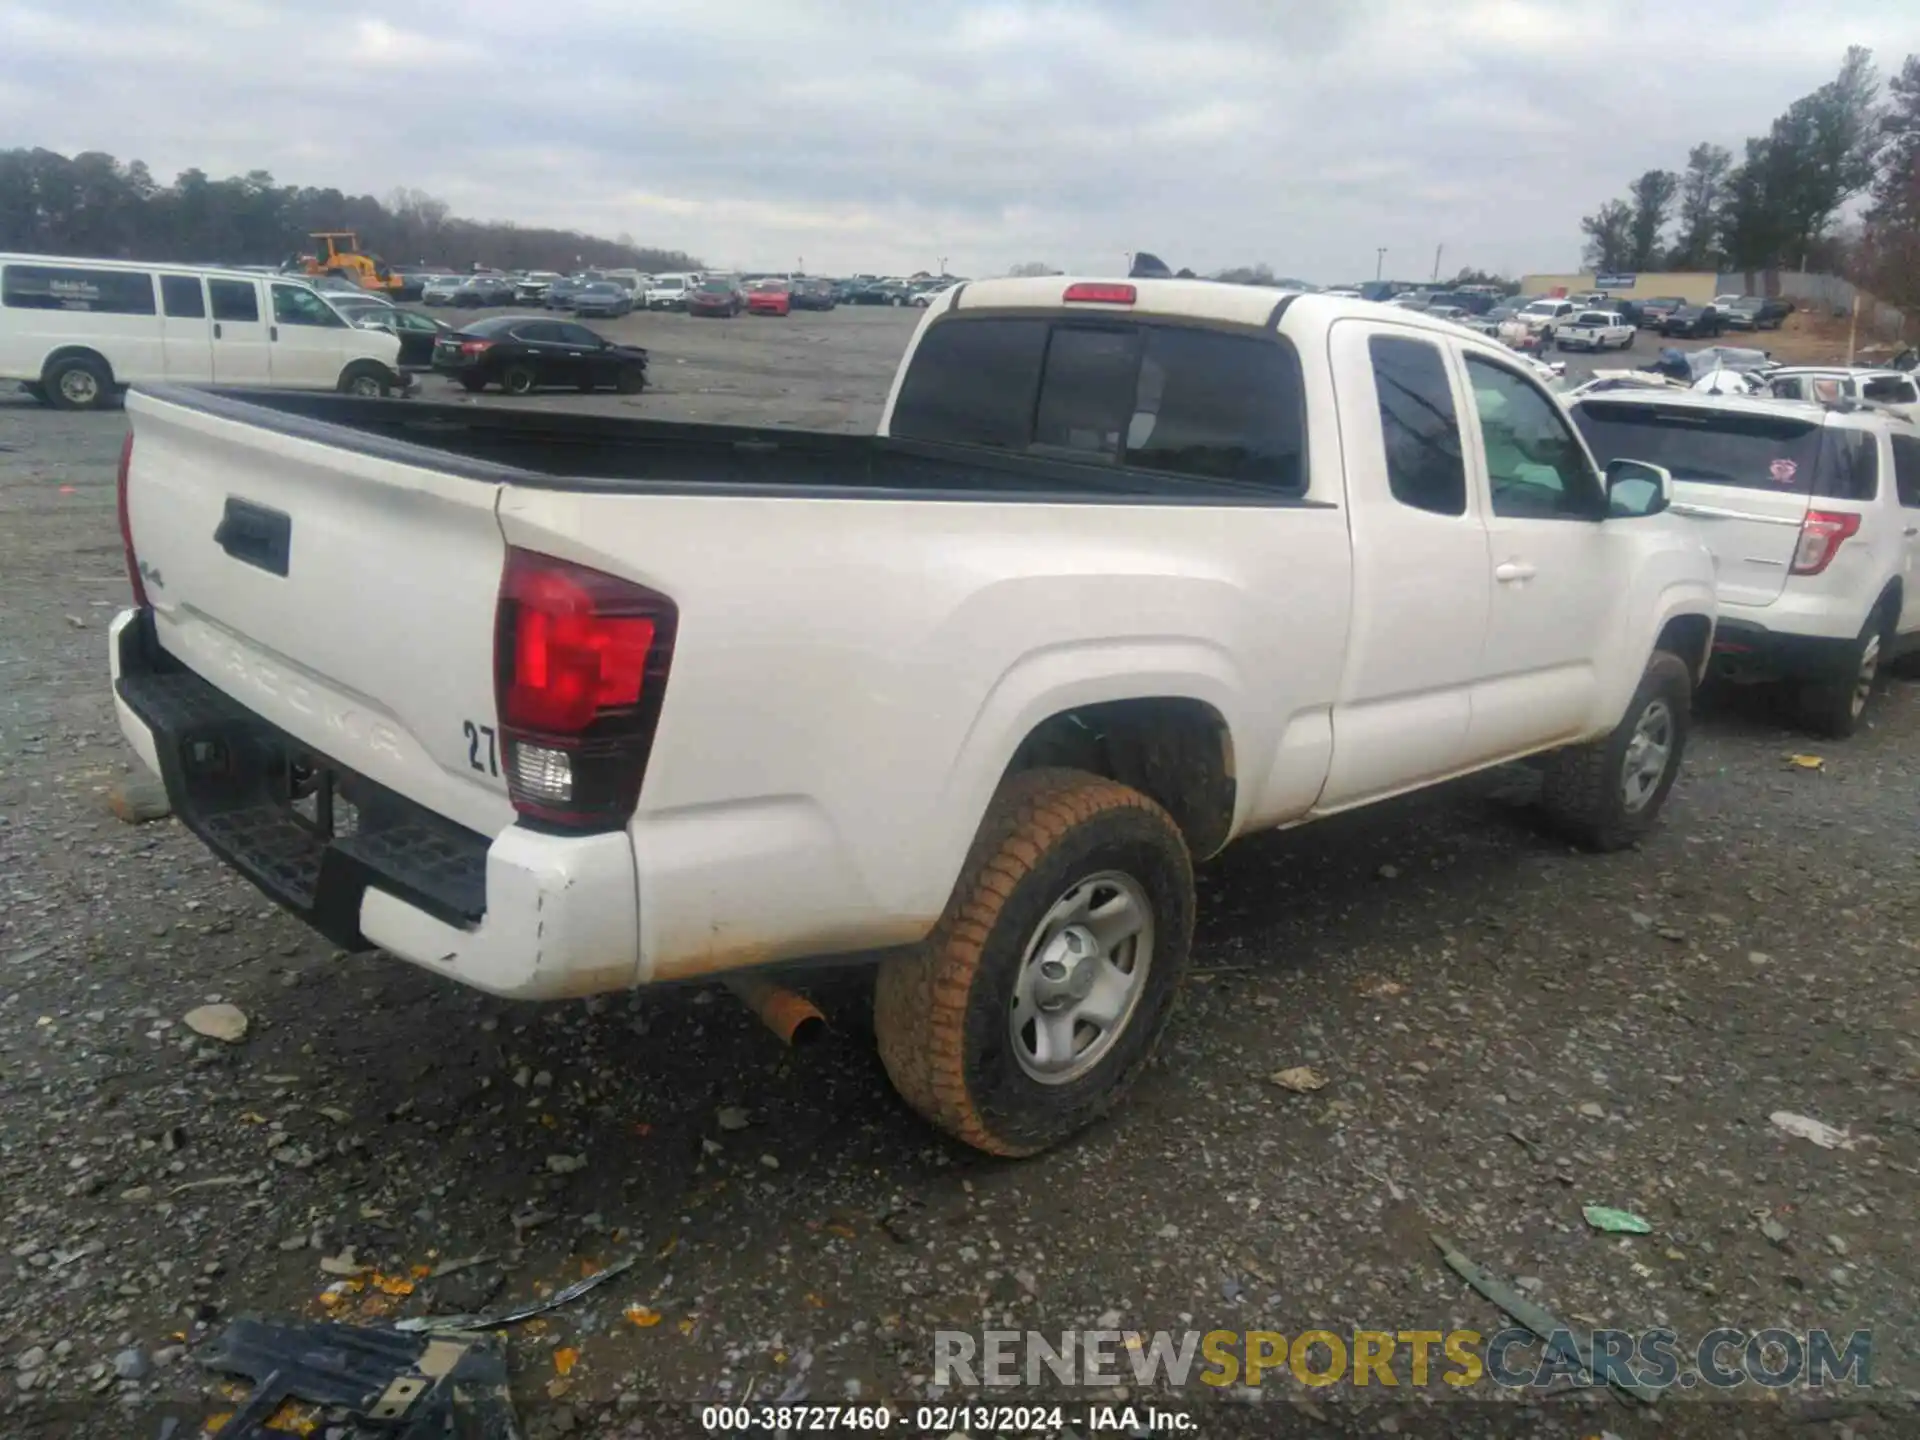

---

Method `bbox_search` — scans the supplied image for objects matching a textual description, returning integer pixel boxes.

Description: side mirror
[1606,459,1673,518]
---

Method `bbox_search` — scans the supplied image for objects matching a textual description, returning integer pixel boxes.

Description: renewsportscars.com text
[933,1327,1871,1392]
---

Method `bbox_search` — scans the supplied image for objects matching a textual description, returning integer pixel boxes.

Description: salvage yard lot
[3,305,1919,1435]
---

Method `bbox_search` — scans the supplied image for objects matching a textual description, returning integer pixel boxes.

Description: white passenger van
[0,254,408,410]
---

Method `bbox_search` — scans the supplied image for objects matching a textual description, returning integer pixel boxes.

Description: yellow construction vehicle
[298,232,404,294]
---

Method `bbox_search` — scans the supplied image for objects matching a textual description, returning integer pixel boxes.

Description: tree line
[1577,45,1915,300]
[0,148,702,275]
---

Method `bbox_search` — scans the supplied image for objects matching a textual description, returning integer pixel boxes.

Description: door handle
[1906,526,1919,537]
[1494,561,1537,583]
[270,325,279,342]
[214,322,223,339]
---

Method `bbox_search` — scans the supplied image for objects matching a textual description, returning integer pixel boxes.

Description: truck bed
[145,386,1309,506]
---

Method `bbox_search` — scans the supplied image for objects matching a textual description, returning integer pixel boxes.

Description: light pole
[1431,243,1444,282]
[939,256,947,276]
[1375,247,1387,281]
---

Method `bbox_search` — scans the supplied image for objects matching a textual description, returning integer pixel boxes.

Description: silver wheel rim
[60,368,99,404]
[506,371,532,393]
[348,375,381,397]
[1621,699,1673,813]
[1852,633,1880,719]
[1009,870,1153,1085]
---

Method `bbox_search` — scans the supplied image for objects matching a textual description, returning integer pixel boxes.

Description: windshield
[1572,402,1827,494]
[1521,302,1560,315]
[698,280,734,293]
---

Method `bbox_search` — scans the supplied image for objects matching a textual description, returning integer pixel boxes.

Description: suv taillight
[494,548,675,831]
[1789,509,1861,576]
[117,431,146,607]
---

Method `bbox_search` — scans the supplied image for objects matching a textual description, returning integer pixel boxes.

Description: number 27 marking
[463,720,498,777]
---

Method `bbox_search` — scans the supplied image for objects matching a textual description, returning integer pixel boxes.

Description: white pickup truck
[1555,310,1635,353]
[109,279,1716,1155]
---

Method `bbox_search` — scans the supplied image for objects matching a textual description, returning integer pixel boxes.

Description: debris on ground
[183,1003,249,1043]
[1786,753,1826,771]
[198,1315,518,1438]
[1770,1111,1859,1151]
[1582,1205,1652,1235]
[396,1254,636,1334]
[1431,1233,1662,1404]
[1269,1066,1328,1093]
[107,771,171,823]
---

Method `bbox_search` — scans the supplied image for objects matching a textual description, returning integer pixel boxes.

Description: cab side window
[1465,356,1603,520]
[1369,335,1465,516]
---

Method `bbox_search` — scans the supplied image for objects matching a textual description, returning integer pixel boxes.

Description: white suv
[1570,390,1920,735]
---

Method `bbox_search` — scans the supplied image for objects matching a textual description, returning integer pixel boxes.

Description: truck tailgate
[122,389,515,837]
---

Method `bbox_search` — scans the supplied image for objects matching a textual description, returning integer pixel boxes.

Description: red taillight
[1062,283,1136,305]
[117,430,146,607]
[494,548,676,830]
[1789,509,1861,576]
[459,339,493,356]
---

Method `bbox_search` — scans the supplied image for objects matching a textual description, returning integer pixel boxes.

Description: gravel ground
[2,306,1918,1439]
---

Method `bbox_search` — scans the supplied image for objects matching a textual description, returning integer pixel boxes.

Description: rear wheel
[1537,651,1692,851]
[1800,612,1888,738]
[500,364,537,396]
[44,354,113,411]
[873,769,1194,1156]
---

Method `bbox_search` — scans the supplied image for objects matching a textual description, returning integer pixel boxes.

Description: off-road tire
[873,768,1194,1157]
[1799,610,1889,738]
[501,365,537,396]
[44,354,113,411]
[1538,651,1692,851]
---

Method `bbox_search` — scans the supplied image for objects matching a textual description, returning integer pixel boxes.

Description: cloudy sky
[2,0,1916,280]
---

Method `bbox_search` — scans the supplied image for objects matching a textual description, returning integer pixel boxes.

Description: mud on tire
[873,768,1194,1157]
[1537,650,1692,852]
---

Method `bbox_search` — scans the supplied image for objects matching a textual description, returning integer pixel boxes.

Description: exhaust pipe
[723,975,826,1046]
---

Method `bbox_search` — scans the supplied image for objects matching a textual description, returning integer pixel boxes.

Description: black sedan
[790,277,838,311]
[432,316,648,396]
[570,281,634,318]
[450,275,515,307]
[1721,296,1793,331]
[849,281,911,306]
[349,307,454,369]
[1661,303,1723,338]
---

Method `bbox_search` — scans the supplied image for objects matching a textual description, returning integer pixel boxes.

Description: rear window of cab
[889,316,1307,494]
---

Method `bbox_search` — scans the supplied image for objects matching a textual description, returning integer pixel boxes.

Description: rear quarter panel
[496,486,1353,981]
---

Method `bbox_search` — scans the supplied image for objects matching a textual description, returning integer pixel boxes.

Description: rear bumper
[109,609,640,999]
[1710,616,1858,683]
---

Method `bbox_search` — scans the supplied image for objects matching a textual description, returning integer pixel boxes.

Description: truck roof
[944,276,1499,346]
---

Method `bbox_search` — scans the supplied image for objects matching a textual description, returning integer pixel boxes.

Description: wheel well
[42,347,114,384]
[1874,580,1902,631]
[1003,697,1236,858]
[1657,613,1713,685]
